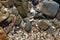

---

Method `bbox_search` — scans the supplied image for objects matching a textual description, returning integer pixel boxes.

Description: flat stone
[0,27,8,40]
[41,1,59,18]
[38,20,49,31]
[24,22,31,32]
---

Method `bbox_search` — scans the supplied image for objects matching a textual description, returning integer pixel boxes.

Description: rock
[0,27,8,40]
[41,1,59,18]
[24,22,31,33]
[15,15,22,26]
[11,6,19,16]
[38,20,49,31]
[14,0,29,18]
[56,8,60,21]
[53,0,60,5]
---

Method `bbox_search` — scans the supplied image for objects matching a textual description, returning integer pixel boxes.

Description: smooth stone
[38,20,49,31]
[14,0,29,18]
[24,22,31,32]
[11,6,19,16]
[42,1,59,18]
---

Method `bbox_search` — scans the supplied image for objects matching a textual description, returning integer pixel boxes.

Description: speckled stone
[38,20,49,31]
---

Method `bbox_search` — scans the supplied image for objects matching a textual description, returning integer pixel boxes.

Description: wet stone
[15,15,22,26]
[24,22,31,33]
[56,8,60,21]
[41,1,59,18]
[15,0,29,18]
[38,20,49,31]
[0,27,8,40]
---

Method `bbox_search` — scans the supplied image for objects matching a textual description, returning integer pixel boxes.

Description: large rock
[41,1,59,18]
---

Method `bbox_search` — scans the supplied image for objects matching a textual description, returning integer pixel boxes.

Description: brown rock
[0,27,8,40]
[38,20,49,30]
